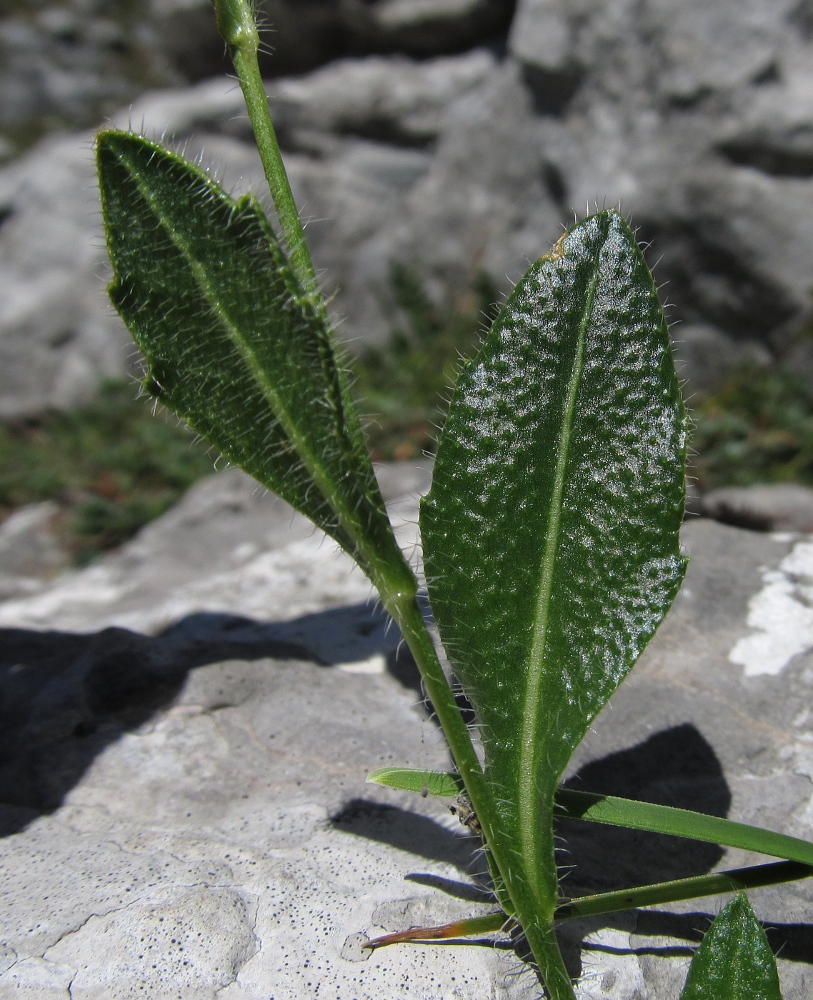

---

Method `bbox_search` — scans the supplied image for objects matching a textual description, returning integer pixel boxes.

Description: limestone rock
[0,463,812,997]
[265,49,498,147]
[0,501,70,601]
[508,0,813,356]
[0,2,176,149]
[4,0,813,419]
[0,0,514,155]
[278,55,555,344]
[0,53,500,416]
[0,131,137,417]
[702,483,813,533]
[0,464,518,998]
[149,0,516,82]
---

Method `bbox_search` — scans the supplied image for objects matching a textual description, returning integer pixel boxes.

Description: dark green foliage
[353,263,500,460]
[691,363,813,489]
[97,130,405,582]
[421,211,687,918]
[681,894,782,1000]
[0,380,214,564]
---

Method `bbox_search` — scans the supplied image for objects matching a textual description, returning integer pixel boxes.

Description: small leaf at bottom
[680,894,782,1000]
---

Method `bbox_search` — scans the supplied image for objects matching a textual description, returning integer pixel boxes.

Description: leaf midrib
[517,250,602,908]
[117,144,373,561]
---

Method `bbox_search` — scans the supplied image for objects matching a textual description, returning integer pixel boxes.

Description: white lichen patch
[729,539,813,677]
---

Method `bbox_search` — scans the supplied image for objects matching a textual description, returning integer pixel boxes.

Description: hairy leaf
[420,210,686,917]
[97,131,400,578]
[367,767,462,797]
[680,894,782,999]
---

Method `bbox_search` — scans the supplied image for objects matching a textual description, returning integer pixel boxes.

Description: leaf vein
[517,250,602,909]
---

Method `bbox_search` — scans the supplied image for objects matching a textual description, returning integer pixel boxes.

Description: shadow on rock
[568,909,813,966]
[0,601,406,837]
[330,799,480,873]
[557,724,731,899]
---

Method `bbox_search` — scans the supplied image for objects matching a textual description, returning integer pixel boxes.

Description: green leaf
[96,130,403,581]
[367,767,463,797]
[420,210,687,919]
[680,894,782,999]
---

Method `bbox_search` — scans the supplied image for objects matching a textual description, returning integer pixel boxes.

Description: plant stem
[211,0,489,815]
[386,590,576,998]
[213,3,577,994]
[522,920,578,999]
[213,0,321,305]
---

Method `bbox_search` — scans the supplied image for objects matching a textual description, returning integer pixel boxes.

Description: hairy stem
[525,923,577,999]
[213,0,321,305]
[211,0,491,814]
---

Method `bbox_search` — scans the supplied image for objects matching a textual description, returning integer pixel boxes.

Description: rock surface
[0,0,515,154]
[0,2,169,150]
[150,0,517,81]
[702,483,813,533]
[0,462,812,998]
[0,501,71,602]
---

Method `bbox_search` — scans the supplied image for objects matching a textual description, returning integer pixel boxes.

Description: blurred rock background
[2,0,813,572]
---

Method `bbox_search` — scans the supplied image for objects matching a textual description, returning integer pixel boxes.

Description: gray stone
[265,49,497,147]
[349,0,516,56]
[0,464,518,998]
[148,0,515,83]
[507,0,813,355]
[0,0,512,156]
[0,2,175,148]
[672,323,770,399]
[5,0,813,420]
[0,51,504,416]
[0,131,137,417]
[0,463,812,997]
[0,501,70,601]
[0,78,271,418]
[702,483,813,533]
[278,57,558,343]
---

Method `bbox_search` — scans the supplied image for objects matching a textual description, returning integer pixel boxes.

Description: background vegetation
[0,381,215,564]
[2,267,811,564]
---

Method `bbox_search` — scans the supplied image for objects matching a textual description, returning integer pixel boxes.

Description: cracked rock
[0,465,812,997]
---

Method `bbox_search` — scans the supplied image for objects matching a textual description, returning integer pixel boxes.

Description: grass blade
[367,767,463,797]
[368,769,813,864]
[556,789,813,865]
[556,861,812,922]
